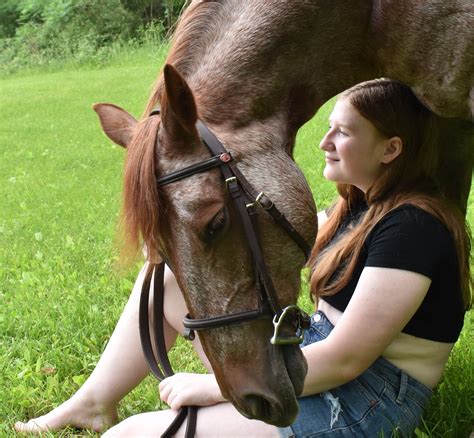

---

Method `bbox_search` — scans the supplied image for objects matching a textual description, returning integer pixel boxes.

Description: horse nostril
[243,394,274,420]
[239,391,297,427]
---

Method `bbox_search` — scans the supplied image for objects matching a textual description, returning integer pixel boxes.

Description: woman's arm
[301,266,431,396]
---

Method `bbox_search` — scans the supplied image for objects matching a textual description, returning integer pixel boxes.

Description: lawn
[0,45,472,437]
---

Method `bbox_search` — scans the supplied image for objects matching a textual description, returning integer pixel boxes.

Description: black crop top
[322,202,465,343]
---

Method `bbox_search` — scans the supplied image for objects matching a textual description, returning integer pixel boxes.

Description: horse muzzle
[218,343,307,427]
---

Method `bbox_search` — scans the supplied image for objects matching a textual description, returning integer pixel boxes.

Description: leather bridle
[139,109,312,437]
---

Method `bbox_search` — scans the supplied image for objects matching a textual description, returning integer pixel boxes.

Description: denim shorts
[278,311,433,437]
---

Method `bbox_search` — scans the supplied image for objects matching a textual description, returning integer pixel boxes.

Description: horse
[93,0,473,427]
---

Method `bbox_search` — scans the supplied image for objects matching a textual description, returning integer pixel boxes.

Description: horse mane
[122,115,162,263]
[144,0,225,116]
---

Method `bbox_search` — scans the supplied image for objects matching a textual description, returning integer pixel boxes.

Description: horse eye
[204,207,229,242]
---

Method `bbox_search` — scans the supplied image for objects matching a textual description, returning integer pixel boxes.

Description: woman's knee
[103,411,178,437]
[163,265,189,335]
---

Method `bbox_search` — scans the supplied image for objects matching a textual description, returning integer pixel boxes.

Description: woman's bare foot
[14,393,119,434]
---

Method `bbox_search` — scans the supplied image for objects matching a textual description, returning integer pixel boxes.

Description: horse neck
[370,0,473,120]
[197,1,376,123]
[151,0,378,152]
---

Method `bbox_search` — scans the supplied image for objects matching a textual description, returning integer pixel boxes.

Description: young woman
[15,79,471,437]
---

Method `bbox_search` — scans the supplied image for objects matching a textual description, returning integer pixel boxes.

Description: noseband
[139,108,312,437]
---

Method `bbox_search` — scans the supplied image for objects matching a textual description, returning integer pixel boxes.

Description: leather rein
[139,109,312,437]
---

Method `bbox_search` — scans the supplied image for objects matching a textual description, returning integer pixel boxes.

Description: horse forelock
[123,115,162,262]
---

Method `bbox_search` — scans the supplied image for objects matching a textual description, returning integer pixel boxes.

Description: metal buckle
[225,176,237,189]
[183,327,196,341]
[255,192,274,210]
[270,305,310,345]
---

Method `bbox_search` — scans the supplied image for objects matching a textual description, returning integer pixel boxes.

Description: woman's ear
[381,136,403,164]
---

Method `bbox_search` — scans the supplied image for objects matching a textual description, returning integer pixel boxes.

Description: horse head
[94,64,317,426]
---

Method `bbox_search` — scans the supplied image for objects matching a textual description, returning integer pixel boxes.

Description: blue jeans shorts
[278,311,433,437]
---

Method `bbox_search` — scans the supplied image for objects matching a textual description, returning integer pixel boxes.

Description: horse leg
[435,117,474,215]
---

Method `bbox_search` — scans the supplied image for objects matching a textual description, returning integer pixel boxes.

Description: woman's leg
[15,263,189,434]
[99,266,280,437]
[102,401,281,438]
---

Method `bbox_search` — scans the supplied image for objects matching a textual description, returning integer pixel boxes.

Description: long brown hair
[309,79,472,309]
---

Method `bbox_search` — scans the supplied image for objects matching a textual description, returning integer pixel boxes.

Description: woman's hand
[159,373,226,410]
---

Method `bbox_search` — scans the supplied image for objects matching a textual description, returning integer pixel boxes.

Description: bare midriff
[318,299,454,389]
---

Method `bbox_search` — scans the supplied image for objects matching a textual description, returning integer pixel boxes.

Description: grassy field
[1,46,473,437]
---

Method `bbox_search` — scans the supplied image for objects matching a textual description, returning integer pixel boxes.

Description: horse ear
[161,64,199,145]
[93,103,138,148]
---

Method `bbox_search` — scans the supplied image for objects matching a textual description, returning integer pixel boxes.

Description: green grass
[1,46,473,437]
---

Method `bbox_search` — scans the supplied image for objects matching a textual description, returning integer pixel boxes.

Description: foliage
[0,0,187,75]
[121,0,187,30]
[0,0,20,38]
[0,48,473,437]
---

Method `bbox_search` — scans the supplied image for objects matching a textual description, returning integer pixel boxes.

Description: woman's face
[319,98,389,192]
